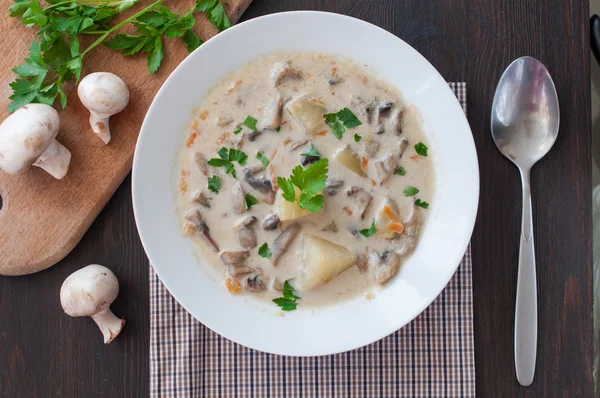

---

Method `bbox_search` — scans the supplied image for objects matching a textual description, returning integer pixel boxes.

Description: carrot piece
[315,130,328,136]
[361,75,368,86]
[361,157,368,171]
[257,107,263,112]
[410,154,419,160]
[342,206,353,216]
[283,138,293,146]
[179,177,188,193]
[216,132,229,145]
[181,169,190,177]
[228,80,242,93]
[191,120,199,130]
[185,132,197,148]
[199,110,209,120]
[268,164,278,189]
[306,72,312,78]
[371,179,377,186]
[387,223,405,234]
[331,67,337,77]
[224,277,241,294]
[382,205,400,223]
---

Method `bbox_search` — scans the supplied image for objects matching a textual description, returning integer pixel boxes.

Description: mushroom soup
[176,53,433,309]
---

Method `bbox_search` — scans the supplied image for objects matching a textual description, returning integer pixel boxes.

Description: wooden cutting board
[0,0,252,276]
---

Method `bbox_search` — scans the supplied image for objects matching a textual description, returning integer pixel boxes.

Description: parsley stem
[81,0,165,56]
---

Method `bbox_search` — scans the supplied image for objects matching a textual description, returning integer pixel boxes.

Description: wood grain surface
[0,0,251,276]
[0,1,593,397]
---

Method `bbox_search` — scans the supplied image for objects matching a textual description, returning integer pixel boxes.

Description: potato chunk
[300,234,357,291]
[335,145,366,177]
[286,96,326,135]
[277,188,322,221]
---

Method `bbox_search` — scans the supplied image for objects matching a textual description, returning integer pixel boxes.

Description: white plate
[132,11,479,356]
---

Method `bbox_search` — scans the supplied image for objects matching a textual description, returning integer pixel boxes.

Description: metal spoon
[491,56,559,386]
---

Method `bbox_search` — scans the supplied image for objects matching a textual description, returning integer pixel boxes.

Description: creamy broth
[176,52,433,308]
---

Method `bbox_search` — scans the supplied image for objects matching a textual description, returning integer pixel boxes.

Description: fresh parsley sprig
[276,158,328,213]
[258,242,271,258]
[272,279,300,311]
[360,218,376,237]
[7,0,231,111]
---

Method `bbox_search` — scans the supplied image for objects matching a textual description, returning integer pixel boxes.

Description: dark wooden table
[0,1,592,397]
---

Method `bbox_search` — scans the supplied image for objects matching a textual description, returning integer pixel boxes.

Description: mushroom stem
[33,138,72,179]
[89,113,111,144]
[91,309,125,344]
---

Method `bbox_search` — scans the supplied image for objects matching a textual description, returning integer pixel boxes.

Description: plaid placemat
[150,83,474,398]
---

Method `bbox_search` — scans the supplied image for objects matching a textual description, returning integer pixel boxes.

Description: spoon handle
[515,168,537,386]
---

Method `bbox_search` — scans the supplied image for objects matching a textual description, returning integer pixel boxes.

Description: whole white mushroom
[0,104,71,179]
[60,264,125,344]
[78,72,129,144]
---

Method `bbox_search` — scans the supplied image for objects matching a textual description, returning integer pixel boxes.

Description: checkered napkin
[150,83,474,398]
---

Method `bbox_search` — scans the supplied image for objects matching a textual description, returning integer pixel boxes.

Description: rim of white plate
[132,11,479,356]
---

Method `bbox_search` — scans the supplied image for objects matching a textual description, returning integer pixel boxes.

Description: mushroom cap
[0,104,60,175]
[78,72,130,118]
[60,264,120,317]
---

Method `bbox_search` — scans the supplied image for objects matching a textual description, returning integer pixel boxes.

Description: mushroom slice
[231,181,246,214]
[217,115,234,127]
[272,278,284,292]
[263,213,281,230]
[363,139,380,158]
[193,152,209,176]
[184,209,219,252]
[272,223,301,265]
[397,204,423,256]
[262,92,283,130]
[350,96,376,125]
[191,189,210,208]
[367,249,400,285]
[220,250,250,265]
[324,179,344,196]
[374,154,398,184]
[233,132,247,149]
[248,130,262,141]
[346,186,373,219]
[356,252,369,273]
[270,61,302,86]
[328,77,344,86]
[226,264,254,277]
[243,168,273,193]
[375,101,393,124]
[244,273,268,292]
[398,137,409,157]
[392,109,404,135]
[234,216,257,249]
[321,220,338,233]
[289,139,308,151]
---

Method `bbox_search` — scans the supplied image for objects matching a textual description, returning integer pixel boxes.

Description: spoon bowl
[491,56,559,387]
[492,57,560,169]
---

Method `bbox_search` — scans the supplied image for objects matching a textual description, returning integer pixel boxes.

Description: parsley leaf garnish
[258,242,272,259]
[301,142,320,158]
[275,126,281,132]
[207,147,248,178]
[273,279,300,311]
[256,152,270,167]
[242,116,258,131]
[354,134,362,142]
[233,126,242,135]
[414,142,428,156]
[245,193,257,210]
[277,158,328,212]
[207,175,220,193]
[394,167,406,176]
[360,218,377,237]
[196,0,231,31]
[404,186,419,196]
[414,199,429,209]
[323,108,362,139]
